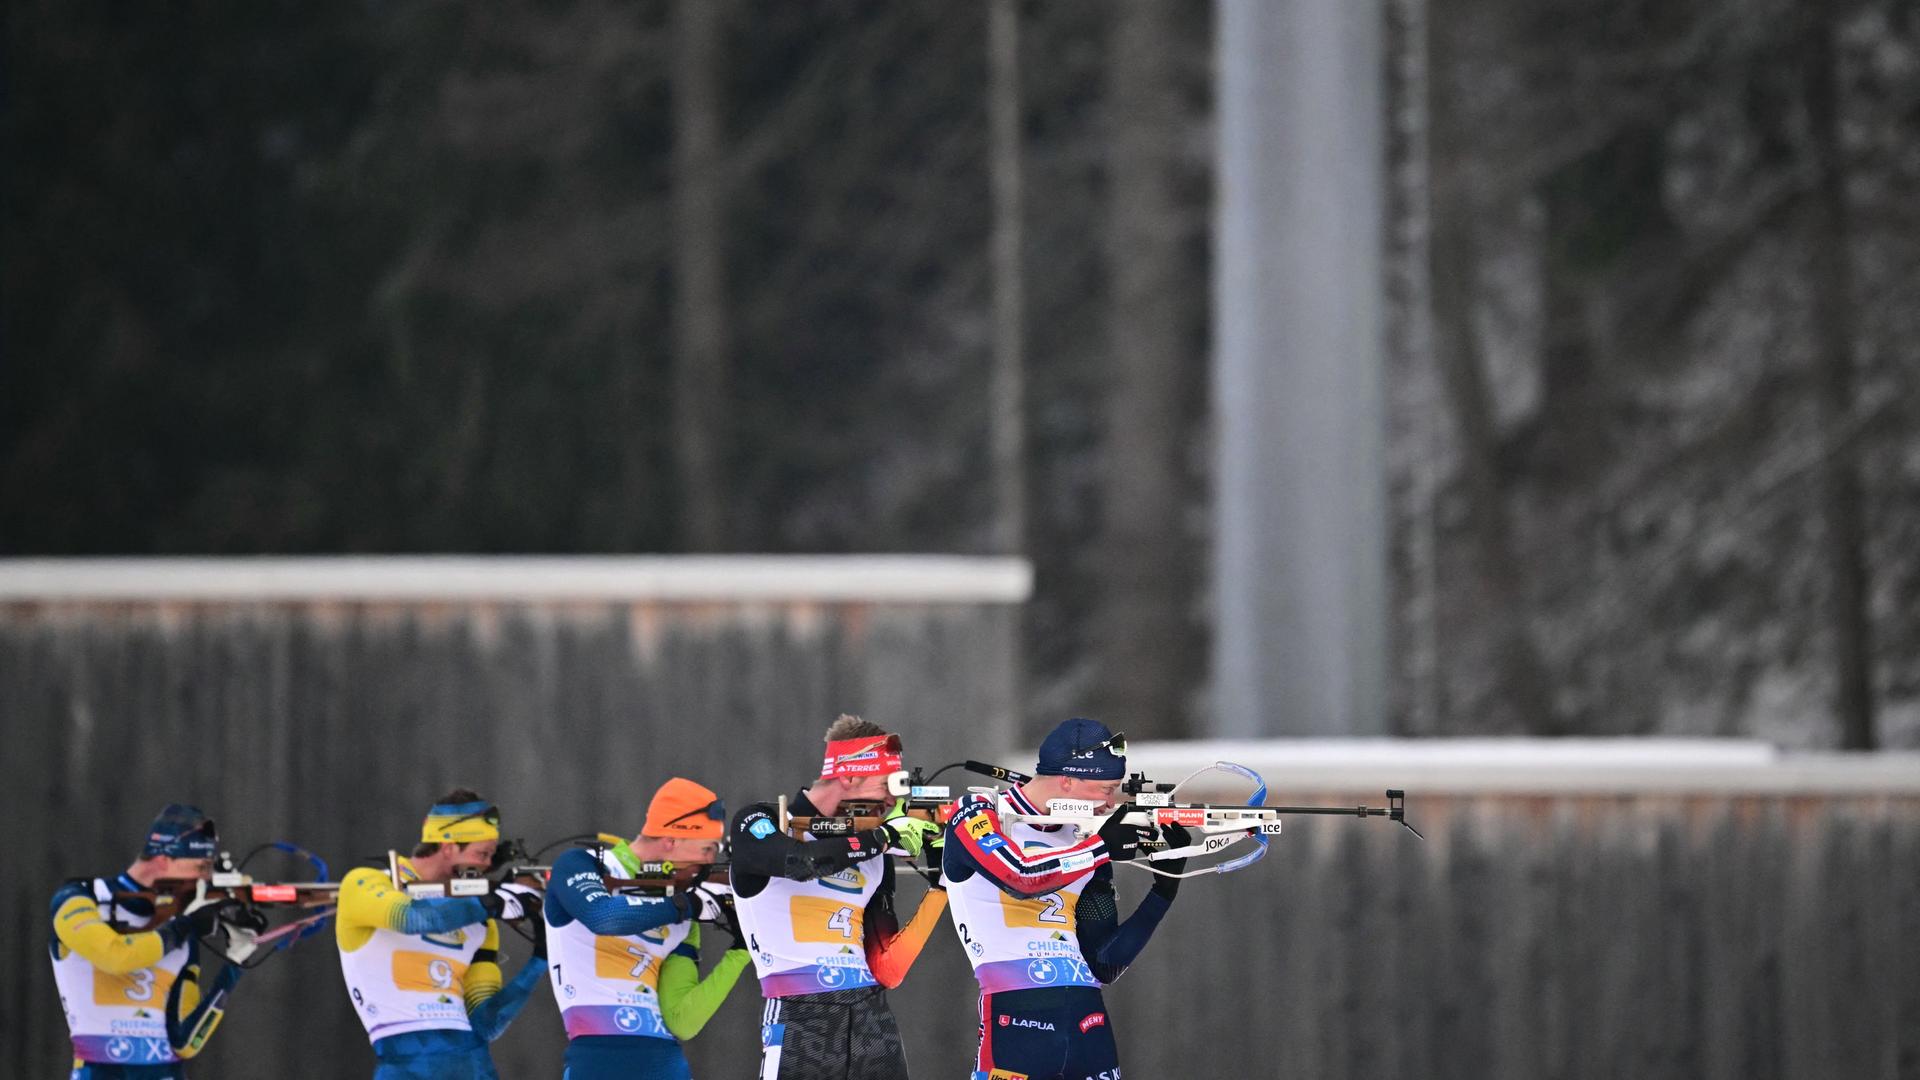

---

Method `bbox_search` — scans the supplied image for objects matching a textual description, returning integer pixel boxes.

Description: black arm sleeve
[864,853,900,940]
[1074,863,1174,985]
[729,803,891,899]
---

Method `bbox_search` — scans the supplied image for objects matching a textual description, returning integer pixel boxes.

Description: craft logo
[1080,1012,1108,1033]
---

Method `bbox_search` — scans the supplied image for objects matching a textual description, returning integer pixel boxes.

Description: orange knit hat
[642,777,726,839]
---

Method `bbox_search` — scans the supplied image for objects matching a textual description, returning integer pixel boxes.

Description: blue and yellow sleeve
[50,884,176,975]
[335,867,490,952]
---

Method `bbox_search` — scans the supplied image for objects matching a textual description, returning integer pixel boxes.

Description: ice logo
[816,965,848,988]
[106,1038,134,1061]
[1026,958,1057,984]
[615,1007,643,1032]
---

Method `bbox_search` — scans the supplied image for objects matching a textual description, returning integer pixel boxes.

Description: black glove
[529,910,548,961]
[477,890,508,919]
[166,899,235,945]
[1095,816,1149,862]
[1151,824,1189,900]
[714,895,746,949]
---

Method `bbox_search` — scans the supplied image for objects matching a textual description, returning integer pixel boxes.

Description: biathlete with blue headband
[941,718,1190,1080]
[48,804,248,1078]
[335,790,548,1079]
[542,776,753,1080]
[731,714,949,1080]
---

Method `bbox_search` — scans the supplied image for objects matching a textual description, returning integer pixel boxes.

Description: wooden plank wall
[5,601,1917,1078]
[0,597,1018,1078]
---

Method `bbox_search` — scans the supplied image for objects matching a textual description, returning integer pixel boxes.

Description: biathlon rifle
[107,842,340,966]
[978,760,1423,878]
[603,859,731,895]
[778,766,959,838]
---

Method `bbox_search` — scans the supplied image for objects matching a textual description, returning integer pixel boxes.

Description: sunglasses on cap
[836,733,904,756]
[661,799,727,829]
[1070,731,1127,759]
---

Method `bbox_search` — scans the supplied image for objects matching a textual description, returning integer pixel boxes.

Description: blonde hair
[825,714,887,742]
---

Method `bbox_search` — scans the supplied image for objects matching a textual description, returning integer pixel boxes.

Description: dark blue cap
[1036,717,1125,779]
[141,804,218,860]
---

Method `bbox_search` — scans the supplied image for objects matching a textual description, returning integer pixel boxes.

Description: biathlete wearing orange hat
[542,777,752,1080]
[730,716,948,1080]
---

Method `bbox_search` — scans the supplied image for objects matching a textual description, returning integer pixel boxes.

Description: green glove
[882,800,942,857]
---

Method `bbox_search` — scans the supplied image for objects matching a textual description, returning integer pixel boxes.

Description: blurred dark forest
[4,0,1918,747]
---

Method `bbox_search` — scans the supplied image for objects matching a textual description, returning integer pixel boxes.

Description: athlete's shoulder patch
[967,815,994,840]
[748,817,777,839]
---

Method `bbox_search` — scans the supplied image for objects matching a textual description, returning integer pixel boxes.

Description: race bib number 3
[93,966,176,1006]
[391,951,469,993]
[997,890,1076,929]
[789,896,864,943]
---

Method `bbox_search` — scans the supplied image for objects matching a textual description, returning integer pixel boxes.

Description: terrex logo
[1080,1012,1107,1033]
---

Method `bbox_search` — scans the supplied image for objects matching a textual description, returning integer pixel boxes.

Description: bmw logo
[615,1007,642,1031]
[817,966,847,988]
[1026,959,1057,984]
[106,1038,133,1061]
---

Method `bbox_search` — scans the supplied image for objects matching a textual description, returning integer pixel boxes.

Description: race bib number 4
[789,896,864,943]
[391,951,469,994]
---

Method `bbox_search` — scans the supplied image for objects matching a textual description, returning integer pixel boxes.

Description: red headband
[821,734,903,781]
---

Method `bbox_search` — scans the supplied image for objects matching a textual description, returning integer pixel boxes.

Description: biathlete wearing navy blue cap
[940,719,1189,1080]
[48,804,246,1079]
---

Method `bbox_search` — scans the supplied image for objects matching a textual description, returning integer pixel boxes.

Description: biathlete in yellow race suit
[335,794,546,1080]
[48,805,244,1080]
[542,777,753,1080]
[730,716,948,1080]
[941,718,1188,1080]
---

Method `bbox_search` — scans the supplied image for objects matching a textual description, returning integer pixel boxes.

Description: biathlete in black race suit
[941,718,1189,1080]
[730,714,949,1080]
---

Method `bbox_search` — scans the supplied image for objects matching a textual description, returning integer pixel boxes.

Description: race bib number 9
[789,896,864,943]
[997,890,1076,929]
[592,936,660,987]
[391,951,469,993]
[93,966,176,1006]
